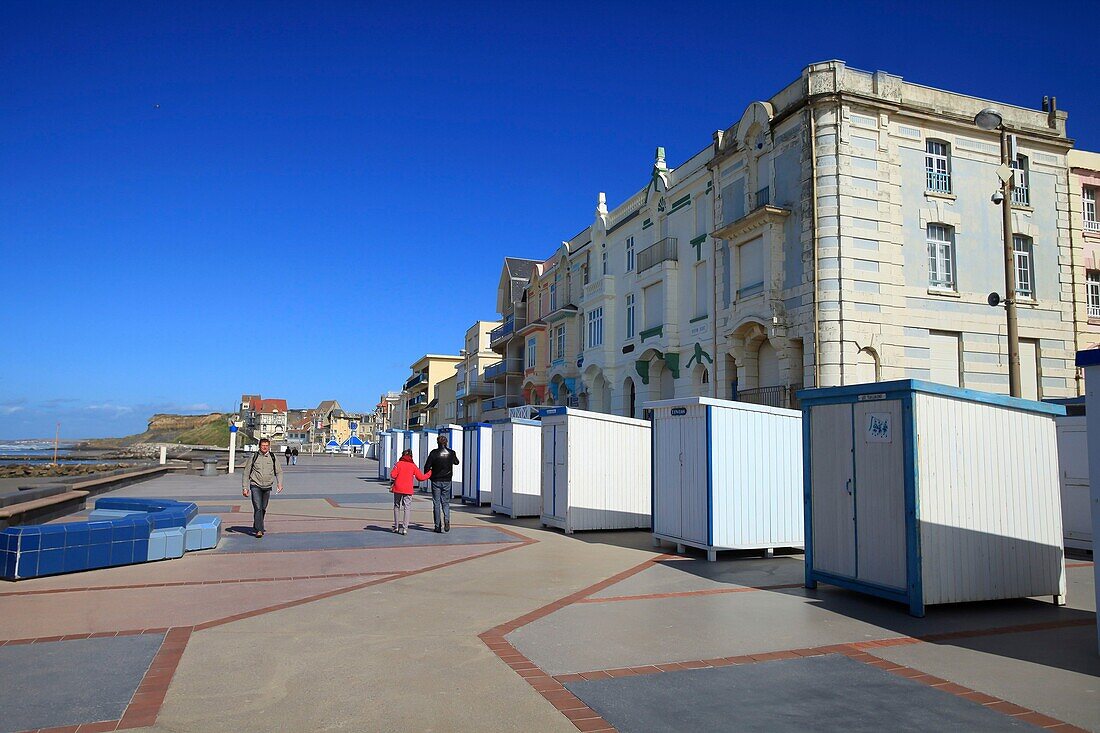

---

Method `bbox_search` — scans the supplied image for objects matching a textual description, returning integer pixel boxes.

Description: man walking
[423,434,459,532]
[243,438,283,538]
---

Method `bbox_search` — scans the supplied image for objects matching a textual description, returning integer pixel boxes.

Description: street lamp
[974,108,1022,398]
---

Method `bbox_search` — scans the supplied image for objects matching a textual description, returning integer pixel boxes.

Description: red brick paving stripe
[478,546,1092,733]
[577,582,805,604]
[111,626,194,731]
[0,570,406,598]
[74,722,118,732]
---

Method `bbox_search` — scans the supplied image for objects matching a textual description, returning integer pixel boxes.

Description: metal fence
[736,384,802,410]
[637,237,678,273]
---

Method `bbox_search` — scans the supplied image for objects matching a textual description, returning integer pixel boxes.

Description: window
[695,195,709,237]
[738,236,764,296]
[587,307,603,348]
[925,140,951,193]
[756,186,770,208]
[1084,188,1099,232]
[926,224,956,291]
[555,326,566,360]
[929,331,962,387]
[722,178,745,223]
[625,293,635,338]
[1013,235,1035,299]
[626,236,635,272]
[643,282,664,329]
[601,251,608,275]
[1011,155,1030,206]
[694,263,708,318]
[1088,270,1100,319]
[549,282,558,311]
[526,337,536,369]
[582,254,590,285]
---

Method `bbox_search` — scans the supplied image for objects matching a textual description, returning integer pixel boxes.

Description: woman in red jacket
[390,449,430,535]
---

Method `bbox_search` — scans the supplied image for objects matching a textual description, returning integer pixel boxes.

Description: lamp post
[975,108,1022,398]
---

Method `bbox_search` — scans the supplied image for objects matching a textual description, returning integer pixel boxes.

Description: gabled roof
[504,257,538,281]
[254,398,288,413]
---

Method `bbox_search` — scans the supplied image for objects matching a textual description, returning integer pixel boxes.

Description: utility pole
[976,108,1022,398]
[999,128,1022,398]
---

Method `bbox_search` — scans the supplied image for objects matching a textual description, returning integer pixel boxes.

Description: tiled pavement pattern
[0,633,165,733]
[563,654,1037,733]
[1,455,1097,732]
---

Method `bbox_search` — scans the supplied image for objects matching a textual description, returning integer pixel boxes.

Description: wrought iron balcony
[637,237,678,274]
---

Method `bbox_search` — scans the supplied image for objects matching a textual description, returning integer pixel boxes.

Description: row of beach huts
[372,379,1083,619]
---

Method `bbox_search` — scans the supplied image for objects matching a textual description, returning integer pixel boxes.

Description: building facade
[489,60,1089,418]
[1069,150,1100,360]
[404,354,463,428]
[456,320,501,422]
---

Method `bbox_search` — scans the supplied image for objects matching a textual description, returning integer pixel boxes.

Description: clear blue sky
[2,0,1096,438]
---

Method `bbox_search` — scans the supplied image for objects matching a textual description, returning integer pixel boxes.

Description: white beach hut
[435,423,464,497]
[418,429,434,490]
[1051,400,1091,552]
[539,407,651,534]
[646,397,803,560]
[490,418,542,518]
[1075,349,1100,655]
[801,380,1066,617]
[377,431,394,480]
[462,423,493,505]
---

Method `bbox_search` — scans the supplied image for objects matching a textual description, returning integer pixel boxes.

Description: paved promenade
[0,456,1096,732]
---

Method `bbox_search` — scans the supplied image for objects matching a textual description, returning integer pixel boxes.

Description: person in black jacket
[423,434,460,532]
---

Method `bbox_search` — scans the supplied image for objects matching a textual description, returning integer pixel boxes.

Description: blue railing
[490,319,515,344]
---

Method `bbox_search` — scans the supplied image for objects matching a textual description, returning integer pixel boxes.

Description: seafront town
[3,11,1100,732]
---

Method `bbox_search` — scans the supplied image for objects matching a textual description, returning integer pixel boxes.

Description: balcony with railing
[404,372,426,391]
[490,318,514,346]
[1090,304,1100,320]
[582,275,616,302]
[637,237,678,274]
[459,379,495,397]
[406,394,427,410]
[926,169,951,194]
[737,384,802,410]
[407,415,423,428]
[485,359,524,381]
[483,394,524,412]
[1085,217,1100,233]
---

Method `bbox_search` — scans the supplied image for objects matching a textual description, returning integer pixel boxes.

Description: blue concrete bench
[1,498,219,581]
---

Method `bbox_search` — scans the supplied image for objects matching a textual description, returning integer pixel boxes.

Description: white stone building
[490,60,1090,417]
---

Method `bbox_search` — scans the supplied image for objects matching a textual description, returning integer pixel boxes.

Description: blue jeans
[431,480,452,528]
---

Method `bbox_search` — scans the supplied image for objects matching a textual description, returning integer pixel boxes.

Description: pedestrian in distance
[291,446,299,465]
[390,448,430,535]
[423,434,460,533]
[242,438,283,538]
[284,444,292,466]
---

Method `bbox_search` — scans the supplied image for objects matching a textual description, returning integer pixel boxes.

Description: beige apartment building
[404,354,463,428]
[456,320,502,422]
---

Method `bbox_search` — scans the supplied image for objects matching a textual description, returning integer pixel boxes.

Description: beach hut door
[810,404,857,578]
[654,412,683,539]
